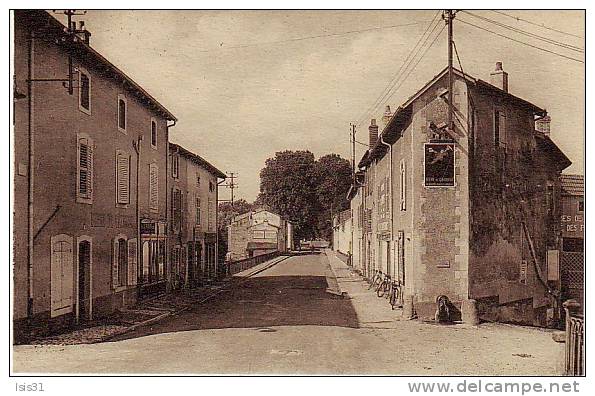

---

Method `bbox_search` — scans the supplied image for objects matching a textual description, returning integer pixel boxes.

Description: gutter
[26,30,35,324]
[380,133,394,275]
[165,119,176,291]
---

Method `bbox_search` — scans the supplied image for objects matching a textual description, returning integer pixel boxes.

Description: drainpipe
[26,30,35,325]
[380,133,393,276]
[165,119,176,291]
[133,134,142,297]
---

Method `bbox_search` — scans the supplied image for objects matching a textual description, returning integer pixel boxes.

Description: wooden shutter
[78,137,93,199]
[116,152,130,204]
[196,197,201,224]
[51,234,73,315]
[112,238,119,288]
[400,161,406,211]
[149,163,159,211]
[499,112,507,147]
[128,238,138,286]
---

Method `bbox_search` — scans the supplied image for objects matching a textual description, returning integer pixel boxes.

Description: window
[150,119,157,148]
[172,188,182,232]
[79,69,91,114]
[196,174,201,187]
[149,163,159,212]
[112,237,128,288]
[172,154,179,178]
[494,110,507,148]
[400,160,407,211]
[209,180,215,192]
[77,134,93,204]
[208,198,213,230]
[118,95,127,132]
[578,200,584,212]
[116,150,130,205]
[196,197,201,225]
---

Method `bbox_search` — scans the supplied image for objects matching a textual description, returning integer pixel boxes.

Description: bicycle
[376,274,391,298]
[389,279,403,310]
[368,270,383,290]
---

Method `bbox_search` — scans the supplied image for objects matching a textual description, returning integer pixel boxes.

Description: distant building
[557,174,584,307]
[332,209,352,256]
[168,143,226,288]
[227,209,292,260]
[13,11,176,340]
[349,63,571,325]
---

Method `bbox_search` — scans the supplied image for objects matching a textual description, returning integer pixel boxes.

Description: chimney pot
[490,61,509,93]
[369,119,379,147]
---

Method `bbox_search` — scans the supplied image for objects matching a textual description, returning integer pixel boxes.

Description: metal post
[446,10,455,134]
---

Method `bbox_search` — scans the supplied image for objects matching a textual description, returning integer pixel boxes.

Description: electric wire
[197,20,432,52]
[491,10,583,39]
[457,18,584,63]
[462,11,583,53]
[355,13,443,128]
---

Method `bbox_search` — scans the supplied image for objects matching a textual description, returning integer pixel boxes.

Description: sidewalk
[28,255,288,346]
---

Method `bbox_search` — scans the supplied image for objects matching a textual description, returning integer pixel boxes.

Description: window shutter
[499,112,507,147]
[128,238,138,286]
[61,241,74,308]
[112,238,119,289]
[149,163,159,211]
[116,152,130,204]
[196,197,201,224]
[400,161,406,211]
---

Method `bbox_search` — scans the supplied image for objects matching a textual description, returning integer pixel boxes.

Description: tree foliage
[258,150,352,243]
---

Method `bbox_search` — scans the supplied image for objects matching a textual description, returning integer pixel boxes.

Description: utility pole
[350,123,356,184]
[444,10,456,136]
[226,172,237,207]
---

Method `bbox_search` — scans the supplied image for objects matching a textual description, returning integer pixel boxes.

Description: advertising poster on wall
[424,142,455,187]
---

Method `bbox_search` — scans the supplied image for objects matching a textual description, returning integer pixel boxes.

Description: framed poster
[424,142,455,187]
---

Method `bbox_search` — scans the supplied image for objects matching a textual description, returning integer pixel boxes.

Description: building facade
[557,174,584,307]
[227,209,291,261]
[332,209,352,256]
[168,143,226,289]
[13,10,177,340]
[350,64,570,325]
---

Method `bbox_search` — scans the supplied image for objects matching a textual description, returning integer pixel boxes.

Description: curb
[100,255,290,343]
[323,250,347,298]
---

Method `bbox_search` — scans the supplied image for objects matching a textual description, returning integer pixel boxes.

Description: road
[12,251,564,375]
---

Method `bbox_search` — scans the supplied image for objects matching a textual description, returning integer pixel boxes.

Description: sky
[58,10,585,202]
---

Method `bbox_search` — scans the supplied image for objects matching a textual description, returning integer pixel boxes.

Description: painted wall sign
[140,221,156,235]
[424,142,455,187]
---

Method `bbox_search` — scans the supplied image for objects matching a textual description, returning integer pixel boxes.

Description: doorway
[78,239,91,322]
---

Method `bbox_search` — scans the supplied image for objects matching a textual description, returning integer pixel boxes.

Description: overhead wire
[457,18,584,63]
[462,11,583,53]
[491,10,583,39]
[353,11,442,128]
[197,20,432,52]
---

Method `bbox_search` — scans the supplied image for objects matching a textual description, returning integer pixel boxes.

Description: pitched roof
[20,10,176,121]
[169,143,226,179]
[560,174,584,196]
[359,66,549,168]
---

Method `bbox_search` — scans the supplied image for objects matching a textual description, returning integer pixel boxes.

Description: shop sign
[424,142,455,187]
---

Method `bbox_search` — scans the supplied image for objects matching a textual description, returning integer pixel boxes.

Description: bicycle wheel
[376,280,387,297]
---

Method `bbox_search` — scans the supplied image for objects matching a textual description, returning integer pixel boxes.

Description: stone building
[332,209,352,256]
[13,10,176,340]
[557,174,584,307]
[227,209,292,261]
[350,63,571,325]
[168,143,226,289]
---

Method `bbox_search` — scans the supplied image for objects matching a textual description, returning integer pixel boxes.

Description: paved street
[13,251,564,375]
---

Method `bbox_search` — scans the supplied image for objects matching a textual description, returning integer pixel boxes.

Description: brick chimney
[490,62,508,92]
[536,115,551,136]
[369,119,378,147]
[381,105,393,128]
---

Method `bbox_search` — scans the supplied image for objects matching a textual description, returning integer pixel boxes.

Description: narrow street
[13,252,564,375]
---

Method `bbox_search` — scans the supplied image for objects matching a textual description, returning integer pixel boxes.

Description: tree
[258,150,320,242]
[314,154,353,241]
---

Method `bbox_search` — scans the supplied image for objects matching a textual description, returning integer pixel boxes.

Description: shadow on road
[110,273,359,342]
